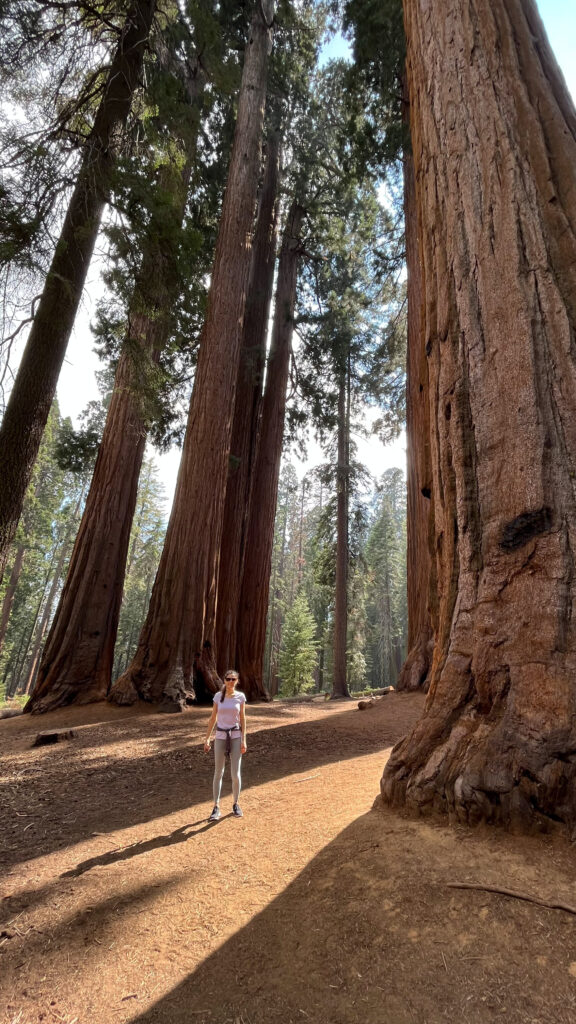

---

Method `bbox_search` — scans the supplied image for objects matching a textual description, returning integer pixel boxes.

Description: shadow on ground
[124,808,576,1024]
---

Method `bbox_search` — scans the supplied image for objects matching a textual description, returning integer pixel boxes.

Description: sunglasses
[225,676,237,681]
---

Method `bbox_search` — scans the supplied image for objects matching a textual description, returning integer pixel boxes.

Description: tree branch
[448,882,576,916]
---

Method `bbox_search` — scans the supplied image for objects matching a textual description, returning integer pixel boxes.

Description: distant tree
[364,468,407,687]
[278,592,317,695]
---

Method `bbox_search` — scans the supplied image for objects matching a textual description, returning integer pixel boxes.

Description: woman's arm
[240,702,247,753]
[203,705,218,751]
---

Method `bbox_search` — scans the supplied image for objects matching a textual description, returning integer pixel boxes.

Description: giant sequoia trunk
[215,128,281,674]
[26,75,203,714]
[110,1,275,708]
[236,201,304,700]
[382,0,576,831]
[0,0,156,583]
[396,94,433,693]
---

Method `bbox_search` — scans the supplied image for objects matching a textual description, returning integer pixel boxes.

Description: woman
[203,670,247,821]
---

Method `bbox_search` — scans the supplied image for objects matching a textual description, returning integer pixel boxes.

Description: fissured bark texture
[382,0,576,832]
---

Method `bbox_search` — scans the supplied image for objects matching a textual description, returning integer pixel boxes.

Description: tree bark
[382,0,576,832]
[396,83,433,693]
[215,127,281,673]
[26,73,204,714]
[110,1,275,708]
[332,367,351,699]
[0,0,156,583]
[236,200,305,700]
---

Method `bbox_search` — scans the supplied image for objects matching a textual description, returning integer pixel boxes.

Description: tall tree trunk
[236,200,305,700]
[396,79,433,693]
[332,368,351,699]
[0,546,25,654]
[110,1,276,708]
[382,0,576,832]
[0,0,156,583]
[215,127,281,673]
[26,72,204,714]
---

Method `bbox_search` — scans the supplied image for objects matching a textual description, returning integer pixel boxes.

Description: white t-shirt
[213,689,246,731]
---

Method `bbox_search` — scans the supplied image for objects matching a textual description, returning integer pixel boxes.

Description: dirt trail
[1,693,576,1024]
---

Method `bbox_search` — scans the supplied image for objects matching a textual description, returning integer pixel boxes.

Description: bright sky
[54,0,576,507]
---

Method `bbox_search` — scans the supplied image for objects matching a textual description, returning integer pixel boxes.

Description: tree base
[194,642,222,703]
[25,682,107,715]
[396,635,433,692]
[381,660,576,835]
[108,673,140,706]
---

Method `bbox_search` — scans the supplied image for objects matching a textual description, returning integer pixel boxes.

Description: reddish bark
[396,88,433,693]
[216,128,281,673]
[0,0,156,582]
[110,1,276,708]
[237,201,305,700]
[382,0,576,831]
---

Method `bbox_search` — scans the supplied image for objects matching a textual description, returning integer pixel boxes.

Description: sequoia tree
[110,0,276,708]
[0,0,156,581]
[381,0,576,831]
[26,58,207,713]
[236,199,305,699]
[215,127,281,674]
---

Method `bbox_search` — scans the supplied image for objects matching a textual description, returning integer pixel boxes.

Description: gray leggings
[213,737,242,805]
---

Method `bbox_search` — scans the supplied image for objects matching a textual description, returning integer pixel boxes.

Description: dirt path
[1,693,576,1024]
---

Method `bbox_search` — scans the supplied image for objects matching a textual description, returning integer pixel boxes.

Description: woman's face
[225,673,238,689]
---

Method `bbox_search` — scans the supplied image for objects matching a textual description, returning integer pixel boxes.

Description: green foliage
[0,401,93,696]
[54,402,108,474]
[343,0,406,168]
[363,467,407,686]
[278,591,318,695]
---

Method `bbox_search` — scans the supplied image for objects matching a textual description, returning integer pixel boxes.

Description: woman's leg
[212,739,226,805]
[230,737,242,803]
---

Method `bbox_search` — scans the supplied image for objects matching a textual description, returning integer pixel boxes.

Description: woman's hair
[220,669,238,702]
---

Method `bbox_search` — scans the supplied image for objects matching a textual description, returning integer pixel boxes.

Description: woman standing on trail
[203,670,247,821]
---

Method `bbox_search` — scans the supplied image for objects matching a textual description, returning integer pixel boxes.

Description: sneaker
[208,805,221,822]
[232,803,243,818]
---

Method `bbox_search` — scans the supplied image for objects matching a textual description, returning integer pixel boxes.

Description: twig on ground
[448,882,576,915]
[294,774,320,783]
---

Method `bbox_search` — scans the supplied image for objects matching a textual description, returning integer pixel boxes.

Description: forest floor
[1,693,576,1024]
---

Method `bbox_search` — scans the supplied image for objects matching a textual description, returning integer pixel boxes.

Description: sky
[53,0,576,508]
